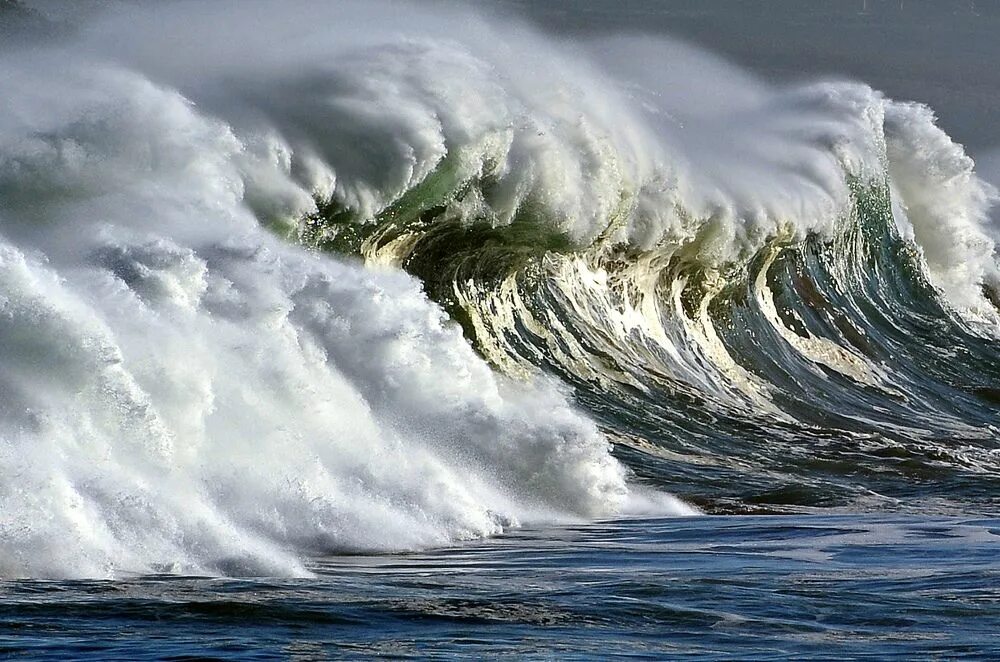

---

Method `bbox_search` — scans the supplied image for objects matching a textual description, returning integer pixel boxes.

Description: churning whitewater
[1,0,998,579]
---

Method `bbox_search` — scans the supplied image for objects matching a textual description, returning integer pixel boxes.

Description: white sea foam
[0,52,639,579]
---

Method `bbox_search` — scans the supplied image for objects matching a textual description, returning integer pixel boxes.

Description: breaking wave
[1,0,998,578]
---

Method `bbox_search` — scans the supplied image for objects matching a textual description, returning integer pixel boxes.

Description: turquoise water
[4,515,998,659]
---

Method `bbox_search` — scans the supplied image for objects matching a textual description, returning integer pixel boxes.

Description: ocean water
[1,0,999,658]
[6,515,999,659]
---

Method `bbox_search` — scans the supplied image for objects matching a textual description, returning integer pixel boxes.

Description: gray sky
[489,0,1000,154]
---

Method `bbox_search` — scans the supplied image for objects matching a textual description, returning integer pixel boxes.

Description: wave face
[1,0,999,577]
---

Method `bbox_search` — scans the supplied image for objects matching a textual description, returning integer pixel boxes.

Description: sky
[490,0,1000,154]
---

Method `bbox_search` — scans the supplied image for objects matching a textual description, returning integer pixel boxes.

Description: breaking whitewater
[1,0,998,579]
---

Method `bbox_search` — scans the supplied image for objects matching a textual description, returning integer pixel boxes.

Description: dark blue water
[5,515,998,659]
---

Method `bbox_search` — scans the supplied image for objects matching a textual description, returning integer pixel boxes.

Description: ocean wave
[1,0,998,578]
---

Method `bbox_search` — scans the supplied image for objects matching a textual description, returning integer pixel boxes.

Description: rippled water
[4,515,998,659]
